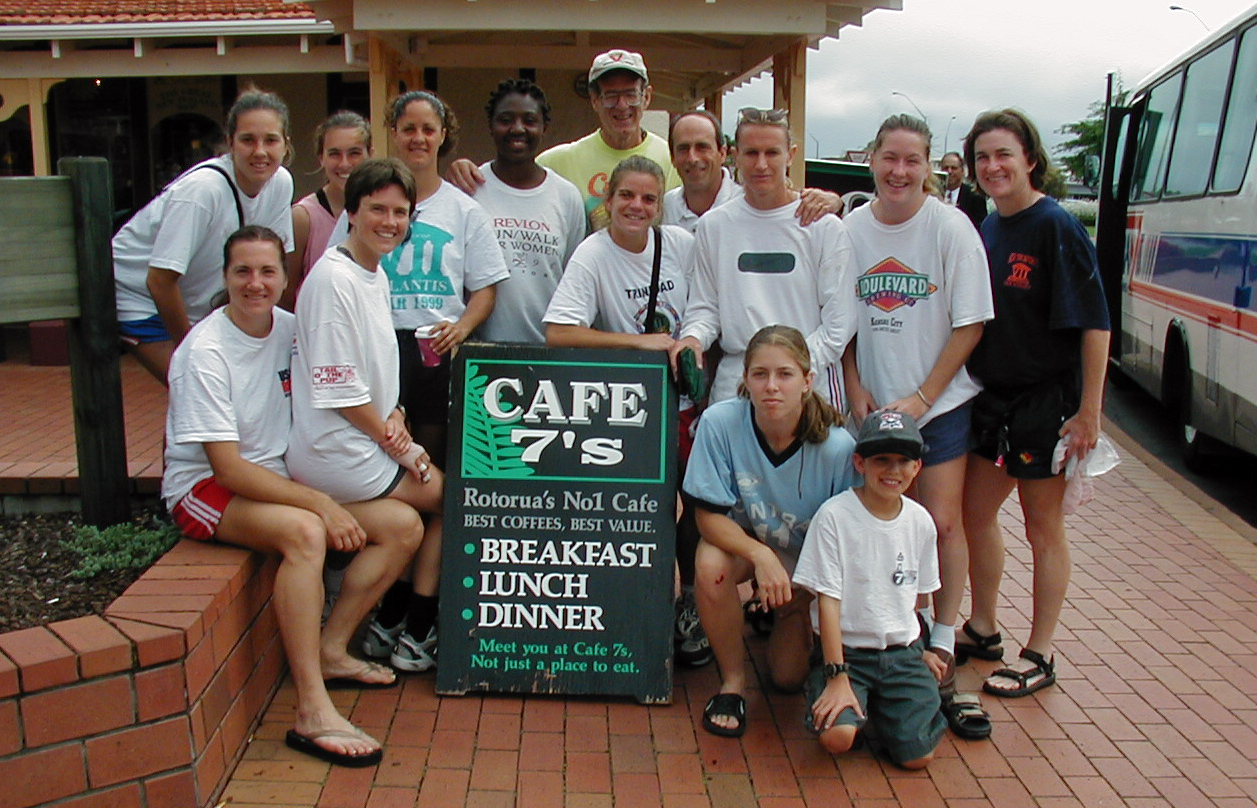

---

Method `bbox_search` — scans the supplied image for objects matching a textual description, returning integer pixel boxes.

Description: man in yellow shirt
[448,49,679,227]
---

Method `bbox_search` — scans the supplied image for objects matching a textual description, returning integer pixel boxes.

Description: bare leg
[412,514,442,596]
[818,724,858,755]
[694,539,752,731]
[961,454,1016,638]
[126,340,175,386]
[215,498,378,758]
[321,498,424,668]
[765,591,813,692]
[1017,474,1070,657]
[914,455,969,634]
[390,462,445,514]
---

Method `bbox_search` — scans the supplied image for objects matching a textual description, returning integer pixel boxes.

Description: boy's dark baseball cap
[855,410,924,460]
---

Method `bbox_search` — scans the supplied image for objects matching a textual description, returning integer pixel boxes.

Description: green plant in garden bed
[61,521,181,579]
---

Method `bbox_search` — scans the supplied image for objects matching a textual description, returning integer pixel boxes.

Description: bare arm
[429,285,497,355]
[810,594,863,730]
[882,322,985,420]
[695,507,793,609]
[202,441,367,551]
[1059,328,1110,461]
[796,188,842,226]
[546,323,676,352]
[339,403,412,458]
[446,159,486,196]
[147,267,192,344]
[281,203,311,311]
[840,337,877,422]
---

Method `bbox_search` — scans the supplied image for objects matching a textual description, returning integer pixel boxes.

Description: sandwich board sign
[436,344,678,704]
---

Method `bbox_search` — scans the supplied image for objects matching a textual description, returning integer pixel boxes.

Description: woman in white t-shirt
[839,115,994,729]
[288,158,446,676]
[543,156,710,668]
[475,78,585,344]
[114,87,296,384]
[163,226,424,769]
[381,90,509,469]
[287,111,372,304]
[544,156,693,362]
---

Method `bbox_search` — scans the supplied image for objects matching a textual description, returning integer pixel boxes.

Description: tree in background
[1055,90,1129,186]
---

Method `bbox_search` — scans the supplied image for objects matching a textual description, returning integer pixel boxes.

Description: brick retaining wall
[0,541,281,808]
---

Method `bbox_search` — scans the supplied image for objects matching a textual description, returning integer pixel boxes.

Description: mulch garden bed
[0,509,164,634]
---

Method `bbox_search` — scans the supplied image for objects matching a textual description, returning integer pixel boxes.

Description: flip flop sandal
[702,693,747,738]
[324,660,399,690]
[955,621,1004,664]
[982,648,1055,698]
[941,691,993,740]
[285,728,383,768]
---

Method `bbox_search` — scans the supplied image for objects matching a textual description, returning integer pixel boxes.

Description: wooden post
[703,92,723,124]
[59,157,130,527]
[773,41,807,189]
[369,36,392,160]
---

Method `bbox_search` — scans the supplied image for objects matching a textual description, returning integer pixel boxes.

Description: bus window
[1131,75,1183,201]
[1164,41,1234,198]
[1213,25,1257,194]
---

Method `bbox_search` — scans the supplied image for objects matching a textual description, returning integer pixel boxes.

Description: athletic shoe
[674,588,713,667]
[390,626,438,672]
[361,618,405,660]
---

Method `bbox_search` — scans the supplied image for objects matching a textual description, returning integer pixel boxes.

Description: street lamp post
[943,114,958,155]
[891,91,927,124]
[1169,5,1211,31]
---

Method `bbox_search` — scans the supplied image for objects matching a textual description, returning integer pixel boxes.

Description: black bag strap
[645,226,664,333]
[193,164,245,228]
[315,187,335,218]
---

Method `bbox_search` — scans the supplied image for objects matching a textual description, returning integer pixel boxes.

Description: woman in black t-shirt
[958,109,1110,698]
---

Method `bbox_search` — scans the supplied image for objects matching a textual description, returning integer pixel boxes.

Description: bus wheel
[1176,364,1208,471]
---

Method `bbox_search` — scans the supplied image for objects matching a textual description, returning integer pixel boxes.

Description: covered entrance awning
[299,0,901,179]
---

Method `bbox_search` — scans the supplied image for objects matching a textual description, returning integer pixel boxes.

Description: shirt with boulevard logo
[844,195,993,426]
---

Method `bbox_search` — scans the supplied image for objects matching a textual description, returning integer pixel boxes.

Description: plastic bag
[1051,434,1121,514]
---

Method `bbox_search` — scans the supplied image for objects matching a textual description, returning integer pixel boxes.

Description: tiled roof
[0,0,315,25]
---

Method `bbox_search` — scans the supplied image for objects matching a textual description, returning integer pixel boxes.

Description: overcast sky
[724,0,1256,160]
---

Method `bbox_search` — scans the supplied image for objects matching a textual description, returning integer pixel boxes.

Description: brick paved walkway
[221,438,1257,808]
[4,349,1257,806]
[0,349,165,498]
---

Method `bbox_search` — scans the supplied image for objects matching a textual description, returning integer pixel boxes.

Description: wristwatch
[822,662,848,679]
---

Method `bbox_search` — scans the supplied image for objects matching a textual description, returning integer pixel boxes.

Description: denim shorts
[804,635,945,765]
[920,401,972,468]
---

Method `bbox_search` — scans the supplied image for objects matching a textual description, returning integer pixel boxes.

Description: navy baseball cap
[855,410,925,460]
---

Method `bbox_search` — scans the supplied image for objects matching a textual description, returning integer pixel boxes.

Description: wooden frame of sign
[436,344,678,704]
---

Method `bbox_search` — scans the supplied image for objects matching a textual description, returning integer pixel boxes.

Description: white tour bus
[1096,2,1257,465]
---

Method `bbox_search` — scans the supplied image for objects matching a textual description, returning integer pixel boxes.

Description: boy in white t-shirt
[792,411,948,769]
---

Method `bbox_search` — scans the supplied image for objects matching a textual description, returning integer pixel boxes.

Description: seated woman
[684,325,857,737]
[286,158,445,674]
[162,226,423,768]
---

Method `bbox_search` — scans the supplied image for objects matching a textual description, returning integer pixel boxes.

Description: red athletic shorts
[171,477,235,541]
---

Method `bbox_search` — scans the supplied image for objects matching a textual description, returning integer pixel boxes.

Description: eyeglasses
[597,89,645,108]
[738,107,789,125]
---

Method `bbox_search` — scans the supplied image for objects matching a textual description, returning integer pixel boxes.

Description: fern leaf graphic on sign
[462,363,534,478]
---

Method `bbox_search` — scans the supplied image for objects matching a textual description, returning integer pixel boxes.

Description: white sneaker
[390,627,438,672]
[361,618,405,659]
[674,588,713,667]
